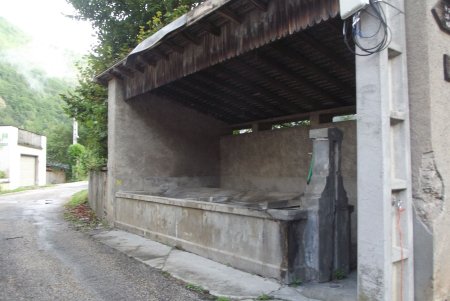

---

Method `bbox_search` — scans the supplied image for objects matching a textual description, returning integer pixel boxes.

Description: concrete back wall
[107,79,226,221]
[220,121,357,251]
[220,121,356,200]
[220,126,311,193]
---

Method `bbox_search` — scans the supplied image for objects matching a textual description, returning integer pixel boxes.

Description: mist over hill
[0,17,74,164]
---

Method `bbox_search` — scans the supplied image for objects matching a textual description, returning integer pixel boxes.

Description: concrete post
[106,78,125,223]
[303,127,350,282]
[356,1,414,300]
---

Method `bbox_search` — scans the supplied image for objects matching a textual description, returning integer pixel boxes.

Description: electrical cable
[343,0,401,56]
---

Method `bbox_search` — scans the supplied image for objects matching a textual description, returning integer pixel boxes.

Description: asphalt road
[0,183,208,301]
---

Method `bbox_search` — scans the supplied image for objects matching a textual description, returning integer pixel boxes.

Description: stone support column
[303,127,350,282]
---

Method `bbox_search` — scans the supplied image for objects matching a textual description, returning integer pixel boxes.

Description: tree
[68,143,86,180]
[47,124,72,165]
[63,0,204,170]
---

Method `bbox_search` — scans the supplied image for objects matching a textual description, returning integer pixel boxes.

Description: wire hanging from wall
[343,0,403,56]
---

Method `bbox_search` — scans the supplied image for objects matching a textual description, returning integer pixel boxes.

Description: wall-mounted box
[340,0,370,19]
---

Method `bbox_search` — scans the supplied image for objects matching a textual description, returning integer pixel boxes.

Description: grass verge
[64,189,104,230]
[0,184,54,195]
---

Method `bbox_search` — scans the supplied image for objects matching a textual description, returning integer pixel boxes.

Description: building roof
[98,0,356,125]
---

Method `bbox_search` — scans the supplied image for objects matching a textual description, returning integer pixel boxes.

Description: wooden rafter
[157,88,231,122]
[137,54,156,67]
[271,42,354,96]
[183,77,266,120]
[229,105,356,128]
[151,48,169,60]
[164,40,184,53]
[298,32,353,75]
[167,82,239,119]
[217,8,241,24]
[109,69,124,80]
[214,64,295,115]
[247,0,268,11]
[180,31,201,45]
[191,73,271,118]
[202,68,287,116]
[115,64,134,78]
[255,52,348,106]
[232,58,315,111]
[200,21,221,36]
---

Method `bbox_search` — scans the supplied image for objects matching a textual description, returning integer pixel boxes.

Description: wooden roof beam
[255,52,349,106]
[137,54,156,67]
[271,42,354,97]
[109,69,124,80]
[233,58,315,111]
[215,64,294,115]
[173,81,239,117]
[122,55,146,73]
[183,77,265,119]
[164,40,184,53]
[217,8,242,24]
[180,31,201,45]
[247,0,268,11]
[115,64,134,78]
[298,32,353,74]
[132,61,146,73]
[151,48,170,60]
[192,73,271,117]
[200,21,221,36]
[157,88,232,122]
[229,105,356,128]
[204,67,287,116]
[164,84,239,122]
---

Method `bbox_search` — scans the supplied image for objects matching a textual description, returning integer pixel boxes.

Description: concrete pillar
[356,1,414,300]
[106,78,125,223]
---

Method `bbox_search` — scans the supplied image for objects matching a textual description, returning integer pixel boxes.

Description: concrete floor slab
[271,287,320,301]
[298,272,357,301]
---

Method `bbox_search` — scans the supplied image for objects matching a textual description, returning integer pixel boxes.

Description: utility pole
[72,118,79,145]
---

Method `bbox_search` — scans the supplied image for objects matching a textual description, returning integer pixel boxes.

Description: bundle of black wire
[342,0,392,56]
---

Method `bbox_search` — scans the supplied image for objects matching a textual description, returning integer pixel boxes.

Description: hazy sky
[0,0,95,78]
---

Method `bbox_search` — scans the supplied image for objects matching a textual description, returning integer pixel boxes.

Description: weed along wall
[108,86,358,283]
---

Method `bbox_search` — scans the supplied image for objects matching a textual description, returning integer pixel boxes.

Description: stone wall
[46,169,66,184]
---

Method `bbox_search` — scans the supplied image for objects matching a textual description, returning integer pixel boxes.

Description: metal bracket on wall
[432,0,450,34]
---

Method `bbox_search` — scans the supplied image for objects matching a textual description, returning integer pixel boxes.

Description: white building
[0,126,46,190]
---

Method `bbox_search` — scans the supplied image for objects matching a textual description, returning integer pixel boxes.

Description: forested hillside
[0,17,73,165]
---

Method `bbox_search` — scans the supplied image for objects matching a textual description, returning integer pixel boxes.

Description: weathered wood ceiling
[153,18,355,124]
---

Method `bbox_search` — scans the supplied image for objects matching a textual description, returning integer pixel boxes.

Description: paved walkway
[94,229,357,301]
